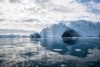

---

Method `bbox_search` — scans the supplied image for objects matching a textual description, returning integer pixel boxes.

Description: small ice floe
[61,64,66,67]
[89,63,94,65]
[75,49,81,51]
[85,42,88,44]
[53,49,62,51]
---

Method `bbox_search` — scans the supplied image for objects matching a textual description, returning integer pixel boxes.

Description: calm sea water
[0,38,100,67]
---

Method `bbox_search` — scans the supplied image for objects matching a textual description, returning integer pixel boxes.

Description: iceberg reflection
[0,38,100,67]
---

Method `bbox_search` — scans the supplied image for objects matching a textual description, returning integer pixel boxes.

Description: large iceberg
[33,20,100,38]
[40,23,80,38]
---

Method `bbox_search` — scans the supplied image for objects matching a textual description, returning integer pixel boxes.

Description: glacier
[32,20,100,38]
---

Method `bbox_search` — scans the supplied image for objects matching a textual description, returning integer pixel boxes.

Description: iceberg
[33,20,100,38]
[69,20,100,37]
[40,23,80,38]
[40,23,69,38]
[30,33,41,38]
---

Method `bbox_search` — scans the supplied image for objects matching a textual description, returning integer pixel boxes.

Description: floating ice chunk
[53,49,62,51]
[61,64,66,67]
[75,49,81,51]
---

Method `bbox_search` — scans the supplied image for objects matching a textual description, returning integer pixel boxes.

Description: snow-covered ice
[32,20,100,38]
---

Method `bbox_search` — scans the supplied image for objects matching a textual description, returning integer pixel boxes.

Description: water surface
[0,38,100,67]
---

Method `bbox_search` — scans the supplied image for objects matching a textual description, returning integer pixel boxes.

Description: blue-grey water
[0,38,100,67]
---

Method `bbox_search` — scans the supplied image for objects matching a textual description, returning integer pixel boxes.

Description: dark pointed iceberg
[30,33,41,38]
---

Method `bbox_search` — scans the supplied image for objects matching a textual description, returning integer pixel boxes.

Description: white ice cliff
[32,20,100,38]
[69,20,100,37]
[40,23,72,38]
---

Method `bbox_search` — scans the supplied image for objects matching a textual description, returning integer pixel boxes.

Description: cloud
[78,1,100,15]
[23,19,41,22]
[0,18,5,21]
[0,0,100,32]
[9,0,20,3]
[35,0,49,3]
[0,0,4,2]
[0,29,35,33]
[52,6,73,13]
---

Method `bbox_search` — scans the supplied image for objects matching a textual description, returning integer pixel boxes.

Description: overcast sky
[0,0,100,33]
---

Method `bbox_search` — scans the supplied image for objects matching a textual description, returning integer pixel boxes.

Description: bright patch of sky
[0,0,100,33]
